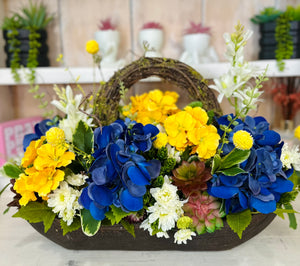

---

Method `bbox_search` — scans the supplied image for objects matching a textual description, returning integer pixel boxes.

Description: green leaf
[226,209,252,239]
[72,121,94,154]
[284,203,298,229]
[187,101,203,108]
[105,205,132,225]
[3,162,23,179]
[0,183,10,197]
[274,207,299,220]
[80,208,101,236]
[221,149,251,169]
[120,220,136,238]
[211,154,221,174]
[60,217,81,236]
[218,166,247,176]
[12,201,56,233]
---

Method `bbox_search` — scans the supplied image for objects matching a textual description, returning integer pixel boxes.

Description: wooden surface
[0,187,300,265]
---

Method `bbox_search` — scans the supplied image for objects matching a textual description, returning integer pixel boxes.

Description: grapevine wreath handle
[100,57,222,121]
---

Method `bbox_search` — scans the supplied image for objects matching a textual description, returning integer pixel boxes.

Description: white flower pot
[180,33,219,66]
[94,30,120,66]
[139,29,164,57]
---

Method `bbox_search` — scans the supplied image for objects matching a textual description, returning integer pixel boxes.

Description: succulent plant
[141,21,163,30]
[172,161,211,196]
[98,18,116,30]
[183,22,211,35]
[183,191,225,234]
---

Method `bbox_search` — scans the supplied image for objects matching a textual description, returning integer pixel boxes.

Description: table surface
[1,177,300,266]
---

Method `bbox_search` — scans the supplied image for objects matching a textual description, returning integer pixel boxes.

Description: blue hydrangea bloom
[79,120,161,220]
[208,115,294,214]
[23,119,55,150]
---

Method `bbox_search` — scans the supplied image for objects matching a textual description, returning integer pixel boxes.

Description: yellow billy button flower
[153,132,168,149]
[86,40,99,54]
[294,125,300,140]
[177,216,193,229]
[46,127,66,147]
[233,130,253,150]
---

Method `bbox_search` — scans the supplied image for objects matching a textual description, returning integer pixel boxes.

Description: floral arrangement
[98,18,117,31]
[1,23,299,246]
[141,21,163,30]
[183,22,211,35]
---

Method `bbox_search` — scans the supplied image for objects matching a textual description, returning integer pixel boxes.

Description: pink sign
[0,117,42,166]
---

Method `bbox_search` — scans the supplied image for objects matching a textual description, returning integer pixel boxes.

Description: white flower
[281,143,300,171]
[174,229,196,244]
[47,181,83,225]
[166,144,181,163]
[51,85,94,141]
[66,173,88,186]
[140,176,187,236]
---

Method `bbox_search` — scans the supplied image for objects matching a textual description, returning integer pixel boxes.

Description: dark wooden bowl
[30,213,276,251]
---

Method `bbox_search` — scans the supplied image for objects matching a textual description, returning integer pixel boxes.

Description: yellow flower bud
[232,130,253,150]
[153,132,168,149]
[294,125,300,140]
[177,216,193,229]
[86,40,99,54]
[46,127,66,147]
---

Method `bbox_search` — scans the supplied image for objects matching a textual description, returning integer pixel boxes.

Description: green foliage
[73,121,94,154]
[17,0,54,29]
[187,101,203,108]
[80,209,101,236]
[120,220,136,238]
[250,7,282,24]
[160,158,176,176]
[226,209,252,239]
[275,13,294,71]
[105,205,132,225]
[60,217,81,236]
[2,162,23,179]
[13,201,56,233]
[212,149,250,175]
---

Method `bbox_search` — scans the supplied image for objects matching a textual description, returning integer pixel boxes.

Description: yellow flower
[34,144,75,170]
[56,53,63,62]
[21,136,45,168]
[123,90,179,125]
[184,106,208,127]
[188,125,220,159]
[295,125,300,140]
[46,127,66,147]
[86,40,99,54]
[164,111,195,150]
[153,132,168,149]
[233,130,253,150]
[14,173,37,206]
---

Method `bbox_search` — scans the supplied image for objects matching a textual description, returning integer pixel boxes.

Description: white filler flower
[174,229,196,244]
[281,143,300,171]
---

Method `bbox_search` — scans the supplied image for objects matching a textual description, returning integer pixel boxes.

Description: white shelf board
[0,59,299,86]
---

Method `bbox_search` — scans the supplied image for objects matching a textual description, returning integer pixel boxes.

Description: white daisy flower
[66,173,88,186]
[281,143,300,171]
[174,229,196,244]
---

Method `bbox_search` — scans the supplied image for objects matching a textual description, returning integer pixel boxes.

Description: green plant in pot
[251,5,300,71]
[2,1,53,83]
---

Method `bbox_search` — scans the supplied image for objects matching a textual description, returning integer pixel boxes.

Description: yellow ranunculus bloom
[14,173,37,206]
[189,125,220,159]
[21,136,45,168]
[46,127,66,147]
[232,130,253,150]
[153,132,168,149]
[177,216,193,229]
[184,106,208,128]
[34,144,75,170]
[123,89,179,125]
[86,40,99,54]
[295,125,300,140]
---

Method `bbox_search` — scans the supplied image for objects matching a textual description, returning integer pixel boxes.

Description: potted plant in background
[2,1,53,83]
[139,22,164,57]
[94,17,124,68]
[251,5,300,71]
[180,22,219,68]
